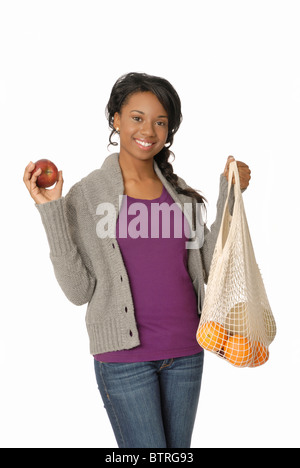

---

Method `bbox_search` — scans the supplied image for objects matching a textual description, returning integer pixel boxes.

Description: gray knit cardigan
[35,152,236,355]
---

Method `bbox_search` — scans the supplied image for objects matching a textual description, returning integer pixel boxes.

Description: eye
[156,121,167,127]
[132,116,142,122]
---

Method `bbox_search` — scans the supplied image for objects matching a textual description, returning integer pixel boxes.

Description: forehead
[123,91,168,116]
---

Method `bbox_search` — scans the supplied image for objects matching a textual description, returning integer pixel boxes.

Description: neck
[118,151,157,182]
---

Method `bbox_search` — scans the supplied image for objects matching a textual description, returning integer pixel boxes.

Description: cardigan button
[112,243,115,249]
[120,276,123,282]
[125,307,128,313]
[129,330,133,337]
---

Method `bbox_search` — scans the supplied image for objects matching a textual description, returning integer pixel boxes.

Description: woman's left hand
[223,156,251,190]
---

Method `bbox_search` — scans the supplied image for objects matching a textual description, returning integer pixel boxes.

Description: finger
[236,161,250,170]
[30,167,42,192]
[57,170,63,183]
[241,181,250,190]
[238,169,251,181]
[240,172,251,187]
[23,161,36,190]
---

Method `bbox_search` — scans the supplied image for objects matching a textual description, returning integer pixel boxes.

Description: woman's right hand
[23,161,64,205]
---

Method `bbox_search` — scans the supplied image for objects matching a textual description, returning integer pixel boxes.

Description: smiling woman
[24,70,251,449]
[114,91,169,159]
[130,107,169,150]
[105,72,207,204]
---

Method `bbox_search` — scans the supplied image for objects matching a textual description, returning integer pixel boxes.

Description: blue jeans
[94,351,204,448]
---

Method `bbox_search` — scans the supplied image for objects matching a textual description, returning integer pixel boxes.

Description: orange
[197,322,228,352]
[251,341,269,368]
[224,335,253,367]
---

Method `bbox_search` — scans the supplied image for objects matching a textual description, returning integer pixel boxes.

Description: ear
[113,112,121,131]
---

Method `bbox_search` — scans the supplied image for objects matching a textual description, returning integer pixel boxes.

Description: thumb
[57,170,63,183]
[54,170,64,191]
[224,155,235,175]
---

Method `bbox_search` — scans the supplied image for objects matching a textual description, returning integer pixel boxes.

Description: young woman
[23,72,251,448]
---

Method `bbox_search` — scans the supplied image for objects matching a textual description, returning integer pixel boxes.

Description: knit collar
[101,152,191,202]
[81,152,194,231]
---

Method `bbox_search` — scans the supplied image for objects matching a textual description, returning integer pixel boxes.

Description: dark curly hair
[106,72,207,205]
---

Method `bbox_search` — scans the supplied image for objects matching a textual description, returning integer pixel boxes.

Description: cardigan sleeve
[35,183,96,306]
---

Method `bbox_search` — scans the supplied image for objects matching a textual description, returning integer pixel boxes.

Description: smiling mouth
[134,139,156,149]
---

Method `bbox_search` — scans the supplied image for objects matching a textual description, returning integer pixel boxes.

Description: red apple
[33,159,59,188]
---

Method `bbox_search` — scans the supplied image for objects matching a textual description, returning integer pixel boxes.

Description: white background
[1,0,299,448]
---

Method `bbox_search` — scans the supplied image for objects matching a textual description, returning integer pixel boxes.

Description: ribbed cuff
[35,198,74,257]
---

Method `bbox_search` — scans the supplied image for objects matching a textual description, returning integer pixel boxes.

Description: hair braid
[154,147,207,206]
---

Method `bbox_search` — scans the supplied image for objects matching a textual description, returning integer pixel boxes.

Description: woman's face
[114,91,169,162]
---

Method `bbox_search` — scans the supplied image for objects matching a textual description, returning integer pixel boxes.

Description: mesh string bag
[196,161,276,368]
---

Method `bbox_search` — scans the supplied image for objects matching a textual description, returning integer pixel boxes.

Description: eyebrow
[130,110,168,119]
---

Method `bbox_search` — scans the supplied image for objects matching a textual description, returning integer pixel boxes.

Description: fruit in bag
[251,341,269,367]
[225,302,248,336]
[224,335,253,367]
[197,322,228,353]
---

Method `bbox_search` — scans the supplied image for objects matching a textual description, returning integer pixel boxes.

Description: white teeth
[136,140,153,147]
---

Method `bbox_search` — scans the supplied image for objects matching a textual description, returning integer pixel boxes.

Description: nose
[140,120,156,137]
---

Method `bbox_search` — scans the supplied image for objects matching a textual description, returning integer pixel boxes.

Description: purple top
[94,185,202,363]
